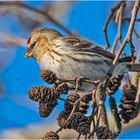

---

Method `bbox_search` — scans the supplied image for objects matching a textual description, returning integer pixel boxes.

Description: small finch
[25,28,140,91]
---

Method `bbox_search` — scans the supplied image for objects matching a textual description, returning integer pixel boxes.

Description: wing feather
[61,36,115,60]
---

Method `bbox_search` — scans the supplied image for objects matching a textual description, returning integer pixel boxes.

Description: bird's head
[25,28,62,61]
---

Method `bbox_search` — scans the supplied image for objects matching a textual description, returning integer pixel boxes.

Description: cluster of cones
[28,70,138,140]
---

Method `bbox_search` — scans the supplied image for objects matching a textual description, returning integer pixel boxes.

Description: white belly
[38,53,111,92]
[39,54,110,79]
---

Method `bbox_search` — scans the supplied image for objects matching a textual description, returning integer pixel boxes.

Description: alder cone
[79,94,92,114]
[107,75,123,95]
[57,110,70,128]
[66,112,90,135]
[96,126,114,139]
[119,83,137,123]
[39,101,58,118]
[64,92,80,113]
[40,70,57,84]
[28,86,51,102]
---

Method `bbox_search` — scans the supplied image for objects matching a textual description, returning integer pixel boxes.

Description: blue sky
[0,1,139,139]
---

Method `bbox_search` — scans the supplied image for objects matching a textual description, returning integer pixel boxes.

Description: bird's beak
[25,51,33,58]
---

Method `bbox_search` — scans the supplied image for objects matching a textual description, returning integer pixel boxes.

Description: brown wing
[62,36,116,60]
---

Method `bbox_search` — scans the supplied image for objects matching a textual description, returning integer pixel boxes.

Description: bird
[25,28,139,92]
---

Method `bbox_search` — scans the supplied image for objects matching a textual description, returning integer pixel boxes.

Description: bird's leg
[74,76,91,92]
[74,77,82,92]
[54,77,84,91]
[56,77,100,91]
[83,79,100,86]
[74,77,100,88]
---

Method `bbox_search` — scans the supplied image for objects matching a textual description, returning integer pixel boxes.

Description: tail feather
[119,56,136,62]
[128,64,140,72]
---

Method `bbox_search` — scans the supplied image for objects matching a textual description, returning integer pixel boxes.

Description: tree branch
[113,1,140,65]
[0,2,72,35]
[109,96,122,138]
[112,2,126,54]
[0,32,26,47]
[103,1,124,50]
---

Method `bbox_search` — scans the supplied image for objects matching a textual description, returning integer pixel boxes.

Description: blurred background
[0,1,140,139]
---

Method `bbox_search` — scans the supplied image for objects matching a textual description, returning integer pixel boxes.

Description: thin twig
[123,18,140,45]
[134,28,140,44]
[112,2,126,54]
[58,97,66,102]
[123,17,140,22]
[55,92,92,134]
[113,1,140,64]
[63,78,100,85]
[0,32,26,47]
[103,1,124,50]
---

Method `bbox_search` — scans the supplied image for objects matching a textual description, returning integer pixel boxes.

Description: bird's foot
[74,77,100,86]
[73,77,88,92]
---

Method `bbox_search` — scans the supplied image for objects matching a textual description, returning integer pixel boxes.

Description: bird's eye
[30,42,36,49]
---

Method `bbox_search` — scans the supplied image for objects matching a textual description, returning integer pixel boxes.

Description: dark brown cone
[79,94,92,114]
[122,83,137,101]
[66,91,80,103]
[42,131,59,140]
[79,101,88,114]
[66,112,90,135]
[57,110,70,128]
[39,101,57,118]
[52,82,68,95]
[107,75,123,95]
[64,92,80,113]
[28,86,60,118]
[28,86,51,102]
[119,83,137,123]
[43,89,58,103]
[40,70,57,84]
[96,126,114,139]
